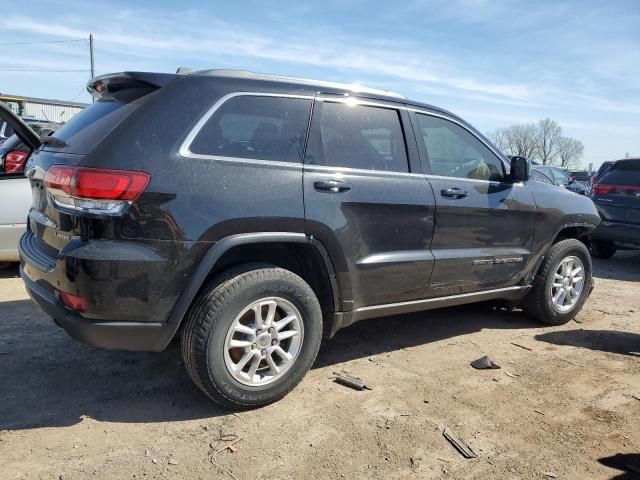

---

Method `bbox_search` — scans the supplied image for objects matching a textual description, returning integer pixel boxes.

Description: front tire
[523,239,592,325]
[181,265,322,409]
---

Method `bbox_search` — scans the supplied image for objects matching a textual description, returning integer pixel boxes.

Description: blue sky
[1,0,638,167]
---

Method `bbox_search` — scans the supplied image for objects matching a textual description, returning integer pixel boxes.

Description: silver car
[0,105,47,263]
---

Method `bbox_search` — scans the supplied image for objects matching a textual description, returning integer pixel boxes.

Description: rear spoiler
[87,72,179,101]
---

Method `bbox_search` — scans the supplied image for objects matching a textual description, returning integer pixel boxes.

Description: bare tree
[488,128,509,153]
[557,136,584,169]
[488,118,583,168]
[535,118,563,165]
[487,123,538,159]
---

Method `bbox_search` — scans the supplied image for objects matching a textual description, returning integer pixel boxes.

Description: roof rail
[194,69,406,99]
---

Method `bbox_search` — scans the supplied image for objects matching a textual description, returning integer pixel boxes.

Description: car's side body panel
[0,176,32,261]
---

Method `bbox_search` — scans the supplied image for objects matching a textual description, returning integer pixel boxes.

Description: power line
[0,38,87,46]
[68,86,89,102]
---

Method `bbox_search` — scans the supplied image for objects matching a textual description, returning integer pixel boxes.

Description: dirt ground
[1,252,639,480]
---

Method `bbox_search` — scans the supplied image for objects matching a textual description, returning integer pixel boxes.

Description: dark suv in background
[590,158,640,258]
[4,70,600,408]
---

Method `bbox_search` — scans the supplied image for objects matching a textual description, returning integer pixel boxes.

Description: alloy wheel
[550,255,585,313]
[223,297,304,386]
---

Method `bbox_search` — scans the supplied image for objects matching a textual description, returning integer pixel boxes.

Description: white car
[0,105,43,263]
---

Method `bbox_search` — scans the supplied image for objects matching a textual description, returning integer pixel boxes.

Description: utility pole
[89,34,95,102]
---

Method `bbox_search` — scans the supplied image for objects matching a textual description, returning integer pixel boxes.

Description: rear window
[189,96,312,163]
[601,162,640,186]
[44,99,139,154]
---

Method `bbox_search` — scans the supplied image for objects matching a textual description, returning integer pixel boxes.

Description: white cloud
[0,12,535,103]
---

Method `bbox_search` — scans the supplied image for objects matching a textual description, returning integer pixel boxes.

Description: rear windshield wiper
[39,136,67,148]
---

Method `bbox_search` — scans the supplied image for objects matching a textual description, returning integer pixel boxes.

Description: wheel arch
[530,222,596,283]
[552,222,595,246]
[163,233,342,347]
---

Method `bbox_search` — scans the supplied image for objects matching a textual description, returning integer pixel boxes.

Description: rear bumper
[22,268,175,351]
[591,220,640,248]
[18,230,211,351]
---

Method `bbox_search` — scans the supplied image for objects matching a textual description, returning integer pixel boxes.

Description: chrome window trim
[178,91,513,181]
[425,173,524,187]
[315,94,405,110]
[178,91,314,166]
[304,164,423,179]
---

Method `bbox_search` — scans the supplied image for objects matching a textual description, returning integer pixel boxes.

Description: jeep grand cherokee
[5,70,600,408]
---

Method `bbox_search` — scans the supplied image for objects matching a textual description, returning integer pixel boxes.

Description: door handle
[314,180,352,193]
[441,187,468,199]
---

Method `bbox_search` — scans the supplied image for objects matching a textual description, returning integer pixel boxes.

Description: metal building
[0,93,87,123]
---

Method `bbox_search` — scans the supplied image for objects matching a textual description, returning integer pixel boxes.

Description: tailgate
[592,161,640,224]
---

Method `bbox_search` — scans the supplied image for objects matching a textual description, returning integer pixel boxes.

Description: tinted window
[596,162,613,176]
[190,96,312,163]
[46,100,134,154]
[601,164,640,186]
[416,114,504,181]
[305,101,409,172]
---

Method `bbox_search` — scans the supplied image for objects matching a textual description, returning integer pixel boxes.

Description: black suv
[590,158,640,258]
[5,70,600,408]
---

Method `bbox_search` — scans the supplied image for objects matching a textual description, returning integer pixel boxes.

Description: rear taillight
[4,150,29,174]
[592,183,640,196]
[44,165,150,215]
[592,183,613,196]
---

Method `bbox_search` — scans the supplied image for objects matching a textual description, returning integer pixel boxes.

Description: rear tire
[181,264,322,409]
[523,239,592,325]
[590,239,616,259]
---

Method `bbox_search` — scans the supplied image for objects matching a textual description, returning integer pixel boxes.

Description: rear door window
[189,95,312,163]
[305,101,409,172]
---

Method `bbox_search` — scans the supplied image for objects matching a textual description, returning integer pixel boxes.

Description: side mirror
[510,156,530,182]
